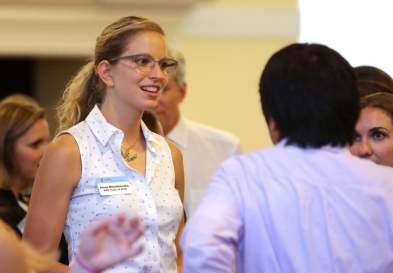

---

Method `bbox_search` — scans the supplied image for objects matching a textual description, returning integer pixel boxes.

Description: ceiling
[0,0,214,57]
[0,0,211,7]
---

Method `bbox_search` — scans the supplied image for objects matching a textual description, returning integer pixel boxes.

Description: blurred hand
[76,214,144,272]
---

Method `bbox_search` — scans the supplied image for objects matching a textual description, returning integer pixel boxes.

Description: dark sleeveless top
[0,189,69,264]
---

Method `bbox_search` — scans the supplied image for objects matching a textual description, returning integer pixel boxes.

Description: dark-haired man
[181,43,393,273]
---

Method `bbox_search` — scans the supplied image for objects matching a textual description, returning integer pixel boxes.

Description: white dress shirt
[167,117,241,218]
[182,140,393,273]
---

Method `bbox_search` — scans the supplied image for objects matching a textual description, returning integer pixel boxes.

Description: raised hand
[72,214,144,273]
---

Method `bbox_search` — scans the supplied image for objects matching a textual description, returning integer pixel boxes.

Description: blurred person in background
[354,65,393,97]
[155,49,241,218]
[350,66,393,167]
[350,92,393,167]
[0,94,68,264]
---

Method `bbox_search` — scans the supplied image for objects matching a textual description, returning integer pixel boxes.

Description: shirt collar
[85,105,119,146]
[141,120,160,155]
[86,105,161,156]
[166,116,188,149]
[277,138,347,154]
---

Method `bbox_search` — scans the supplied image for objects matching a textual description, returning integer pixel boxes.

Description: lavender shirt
[181,141,393,273]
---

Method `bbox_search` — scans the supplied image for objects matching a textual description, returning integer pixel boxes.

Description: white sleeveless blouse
[62,105,182,273]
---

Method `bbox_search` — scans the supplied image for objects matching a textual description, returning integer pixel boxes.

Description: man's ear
[96,60,114,88]
[178,83,187,102]
[267,118,281,144]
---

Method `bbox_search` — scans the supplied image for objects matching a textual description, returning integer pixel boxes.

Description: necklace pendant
[121,139,139,162]
[125,153,137,162]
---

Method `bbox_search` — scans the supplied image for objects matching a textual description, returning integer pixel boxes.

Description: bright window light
[298,0,393,76]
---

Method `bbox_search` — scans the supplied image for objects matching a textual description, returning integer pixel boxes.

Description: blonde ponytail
[57,61,103,132]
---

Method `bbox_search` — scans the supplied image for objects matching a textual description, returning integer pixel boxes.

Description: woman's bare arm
[23,134,81,273]
[167,140,185,273]
[167,140,185,203]
[0,222,30,273]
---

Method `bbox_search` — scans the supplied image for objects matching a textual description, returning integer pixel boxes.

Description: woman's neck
[100,99,143,140]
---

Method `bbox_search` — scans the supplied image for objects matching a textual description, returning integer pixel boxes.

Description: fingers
[128,244,144,257]
[107,215,144,244]
[84,217,113,237]
[114,213,126,226]
[85,213,128,237]
[84,214,145,248]
[129,217,143,231]
[76,213,145,273]
[125,218,144,243]
[115,241,145,262]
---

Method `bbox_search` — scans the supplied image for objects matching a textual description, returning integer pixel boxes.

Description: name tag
[96,176,132,196]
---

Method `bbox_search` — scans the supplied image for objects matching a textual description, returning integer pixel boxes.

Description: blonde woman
[0,95,69,264]
[0,95,49,235]
[24,16,184,273]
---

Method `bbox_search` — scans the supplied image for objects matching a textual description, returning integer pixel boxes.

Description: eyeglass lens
[120,54,177,74]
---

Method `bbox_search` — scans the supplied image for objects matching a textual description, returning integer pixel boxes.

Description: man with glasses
[154,50,241,219]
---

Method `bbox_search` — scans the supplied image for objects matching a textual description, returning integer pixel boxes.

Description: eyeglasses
[109,54,178,75]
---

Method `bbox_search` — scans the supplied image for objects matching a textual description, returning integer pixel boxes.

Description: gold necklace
[121,138,139,162]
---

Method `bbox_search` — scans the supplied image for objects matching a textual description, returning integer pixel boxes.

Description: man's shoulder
[184,119,240,146]
[217,148,270,174]
[218,144,393,192]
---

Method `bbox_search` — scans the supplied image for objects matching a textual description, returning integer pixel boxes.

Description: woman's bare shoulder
[46,133,80,163]
[36,133,82,187]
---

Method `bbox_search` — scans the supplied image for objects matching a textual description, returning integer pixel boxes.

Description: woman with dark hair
[350,92,393,167]
[354,65,393,96]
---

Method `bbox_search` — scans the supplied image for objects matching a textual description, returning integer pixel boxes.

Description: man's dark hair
[259,43,359,148]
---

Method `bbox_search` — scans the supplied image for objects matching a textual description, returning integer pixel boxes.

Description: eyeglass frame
[108,53,178,75]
